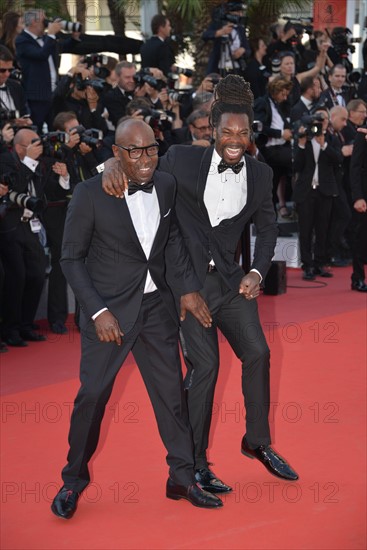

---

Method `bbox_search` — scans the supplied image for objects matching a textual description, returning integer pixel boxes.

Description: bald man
[0,129,47,346]
[51,119,222,519]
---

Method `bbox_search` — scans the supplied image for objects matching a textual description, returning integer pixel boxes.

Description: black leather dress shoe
[241,437,299,481]
[313,267,333,278]
[4,331,28,347]
[51,487,80,519]
[166,479,223,508]
[351,279,367,292]
[20,330,46,342]
[302,268,315,281]
[50,321,68,334]
[195,467,232,493]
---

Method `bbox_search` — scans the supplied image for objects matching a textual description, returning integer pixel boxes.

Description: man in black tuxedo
[102,76,299,493]
[317,64,351,110]
[140,15,175,77]
[290,76,321,123]
[102,61,136,129]
[171,109,212,146]
[51,119,222,519]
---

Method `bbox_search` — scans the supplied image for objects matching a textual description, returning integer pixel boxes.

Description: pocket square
[163,208,171,218]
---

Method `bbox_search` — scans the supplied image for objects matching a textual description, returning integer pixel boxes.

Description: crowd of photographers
[0,2,367,352]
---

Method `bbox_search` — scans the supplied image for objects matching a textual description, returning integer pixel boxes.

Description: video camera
[134,69,166,92]
[44,17,82,33]
[329,27,362,57]
[293,113,324,139]
[213,2,247,26]
[69,125,103,149]
[0,173,43,219]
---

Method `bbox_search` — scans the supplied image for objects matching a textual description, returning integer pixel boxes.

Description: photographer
[15,9,80,132]
[202,1,250,76]
[124,97,171,156]
[243,38,269,99]
[290,76,321,123]
[140,15,176,77]
[171,109,212,147]
[0,128,48,346]
[254,77,293,216]
[293,108,343,280]
[102,61,136,129]
[52,66,108,137]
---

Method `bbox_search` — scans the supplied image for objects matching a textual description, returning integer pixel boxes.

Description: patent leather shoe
[351,279,367,292]
[20,330,46,341]
[166,478,223,508]
[313,266,333,278]
[302,268,315,281]
[195,467,232,493]
[51,486,80,519]
[241,437,299,481]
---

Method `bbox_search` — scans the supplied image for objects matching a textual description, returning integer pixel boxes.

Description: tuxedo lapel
[195,145,214,224]
[150,175,170,256]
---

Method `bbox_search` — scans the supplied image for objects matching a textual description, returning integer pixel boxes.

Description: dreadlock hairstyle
[209,74,254,129]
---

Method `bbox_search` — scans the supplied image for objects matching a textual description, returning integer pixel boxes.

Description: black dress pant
[43,206,68,325]
[62,291,195,492]
[181,272,271,470]
[0,222,46,334]
[297,189,333,270]
[350,210,367,282]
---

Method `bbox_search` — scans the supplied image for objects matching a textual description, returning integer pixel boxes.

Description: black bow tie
[128,180,154,195]
[218,160,244,174]
[0,86,7,91]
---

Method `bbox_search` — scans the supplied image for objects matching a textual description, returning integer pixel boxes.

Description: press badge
[30,218,42,233]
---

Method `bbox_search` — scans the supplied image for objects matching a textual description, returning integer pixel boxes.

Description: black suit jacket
[60,171,200,332]
[102,87,133,128]
[15,31,75,101]
[140,36,175,76]
[350,129,367,202]
[317,87,351,110]
[290,98,312,124]
[293,135,343,203]
[159,145,277,290]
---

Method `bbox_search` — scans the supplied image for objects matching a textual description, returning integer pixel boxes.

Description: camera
[271,58,281,76]
[69,125,103,149]
[138,108,173,133]
[175,67,194,78]
[330,27,361,57]
[8,69,22,82]
[294,113,324,139]
[252,120,263,133]
[168,89,193,104]
[134,70,166,92]
[213,2,246,27]
[8,190,43,214]
[44,18,82,33]
[74,73,105,93]
[0,108,20,122]
[32,132,69,160]
[283,17,314,38]
[83,54,108,67]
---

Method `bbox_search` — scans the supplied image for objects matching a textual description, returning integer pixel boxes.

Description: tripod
[218,34,237,77]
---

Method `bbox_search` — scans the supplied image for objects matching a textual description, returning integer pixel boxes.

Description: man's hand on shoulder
[102,157,128,198]
[239,272,261,300]
[180,292,212,328]
[94,310,124,345]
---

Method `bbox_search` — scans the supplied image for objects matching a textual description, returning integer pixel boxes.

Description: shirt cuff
[59,174,70,190]
[250,268,262,283]
[22,156,39,172]
[92,307,108,321]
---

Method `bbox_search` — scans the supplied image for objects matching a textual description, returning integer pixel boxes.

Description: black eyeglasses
[0,68,14,73]
[115,143,159,159]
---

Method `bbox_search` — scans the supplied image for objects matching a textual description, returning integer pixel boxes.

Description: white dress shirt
[92,184,160,320]
[266,99,285,147]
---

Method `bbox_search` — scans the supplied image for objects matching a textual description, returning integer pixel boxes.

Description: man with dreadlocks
[103,75,299,495]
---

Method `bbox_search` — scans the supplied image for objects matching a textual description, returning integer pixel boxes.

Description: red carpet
[1,267,366,549]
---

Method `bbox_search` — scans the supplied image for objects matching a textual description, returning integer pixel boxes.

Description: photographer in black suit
[103,75,299,493]
[51,119,223,519]
[140,15,175,77]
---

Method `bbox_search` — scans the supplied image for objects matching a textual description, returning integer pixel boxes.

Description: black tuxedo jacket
[293,135,343,203]
[317,87,351,110]
[253,95,289,148]
[290,98,313,124]
[1,79,29,117]
[350,129,367,202]
[61,171,200,332]
[159,145,277,291]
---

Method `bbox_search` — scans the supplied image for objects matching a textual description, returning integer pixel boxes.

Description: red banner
[313,0,347,32]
